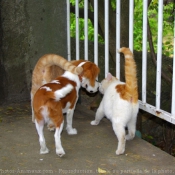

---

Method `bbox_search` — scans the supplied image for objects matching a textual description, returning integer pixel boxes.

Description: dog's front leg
[66,109,77,135]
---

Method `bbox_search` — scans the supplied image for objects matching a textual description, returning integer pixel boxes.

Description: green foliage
[111,0,116,11]
[70,0,174,57]
[134,0,174,57]
[70,13,104,42]
[70,0,104,43]
[134,0,143,51]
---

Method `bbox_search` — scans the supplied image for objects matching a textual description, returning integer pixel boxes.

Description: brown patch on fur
[33,77,77,128]
[115,84,138,103]
[115,84,126,100]
[45,100,64,128]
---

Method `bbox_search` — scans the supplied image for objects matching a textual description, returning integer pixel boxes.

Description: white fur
[55,122,65,157]
[40,86,52,91]
[40,106,50,123]
[62,102,71,113]
[66,108,77,135]
[54,84,73,101]
[51,80,60,84]
[62,71,81,90]
[35,119,49,154]
[81,77,99,93]
[77,61,87,67]
[91,77,139,155]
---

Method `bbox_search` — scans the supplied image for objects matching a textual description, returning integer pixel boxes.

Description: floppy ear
[106,73,113,81]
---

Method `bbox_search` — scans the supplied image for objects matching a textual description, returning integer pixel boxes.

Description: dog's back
[33,76,77,123]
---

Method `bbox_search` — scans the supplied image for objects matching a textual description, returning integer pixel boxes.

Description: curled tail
[117,47,138,103]
[35,54,83,75]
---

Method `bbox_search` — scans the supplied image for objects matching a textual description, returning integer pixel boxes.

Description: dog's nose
[90,90,93,93]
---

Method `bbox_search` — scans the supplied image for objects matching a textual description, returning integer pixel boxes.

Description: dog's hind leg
[49,104,65,156]
[35,119,49,154]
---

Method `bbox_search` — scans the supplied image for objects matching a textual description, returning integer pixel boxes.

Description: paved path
[0,102,175,175]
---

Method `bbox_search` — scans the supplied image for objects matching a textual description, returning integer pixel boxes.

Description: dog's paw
[47,126,55,132]
[56,148,65,157]
[40,147,49,154]
[47,123,55,132]
[67,128,77,135]
[91,120,99,125]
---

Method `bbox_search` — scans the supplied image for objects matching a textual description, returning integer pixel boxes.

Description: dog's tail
[54,84,74,101]
[40,84,74,102]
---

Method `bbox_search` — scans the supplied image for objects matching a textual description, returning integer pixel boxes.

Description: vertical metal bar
[67,0,71,61]
[75,0,79,60]
[129,0,134,52]
[171,14,175,118]
[142,0,148,103]
[116,0,121,79]
[94,0,98,66]
[84,0,88,60]
[105,0,109,76]
[156,0,163,110]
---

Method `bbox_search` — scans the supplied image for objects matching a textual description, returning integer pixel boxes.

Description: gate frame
[66,0,175,124]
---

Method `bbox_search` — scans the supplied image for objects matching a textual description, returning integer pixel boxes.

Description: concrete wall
[0,0,67,104]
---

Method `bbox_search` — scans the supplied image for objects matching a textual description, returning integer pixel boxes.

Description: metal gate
[66,0,175,124]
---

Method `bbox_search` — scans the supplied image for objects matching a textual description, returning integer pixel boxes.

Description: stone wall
[0,0,67,104]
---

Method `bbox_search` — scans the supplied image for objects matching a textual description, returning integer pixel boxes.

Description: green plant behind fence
[70,0,174,57]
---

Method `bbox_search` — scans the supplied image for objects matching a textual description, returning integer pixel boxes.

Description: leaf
[152,0,158,4]
[7,107,13,110]
[98,167,107,174]
[165,41,170,45]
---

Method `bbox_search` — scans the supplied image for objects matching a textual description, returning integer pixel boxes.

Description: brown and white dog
[33,67,83,157]
[31,54,100,123]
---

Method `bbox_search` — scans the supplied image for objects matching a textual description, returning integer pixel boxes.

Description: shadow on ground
[0,101,175,175]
